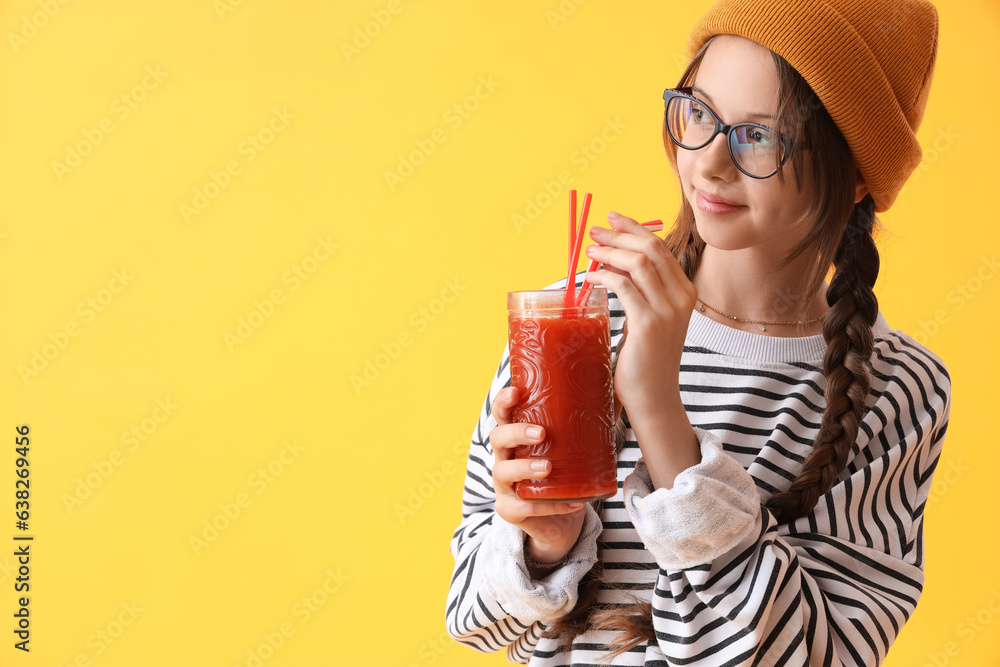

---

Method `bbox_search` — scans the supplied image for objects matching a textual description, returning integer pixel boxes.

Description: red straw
[568,192,592,287]
[567,190,577,303]
[565,191,592,310]
[577,220,664,304]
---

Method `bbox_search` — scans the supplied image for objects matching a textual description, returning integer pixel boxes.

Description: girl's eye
[748,128,773,145]
[691,104,710,123]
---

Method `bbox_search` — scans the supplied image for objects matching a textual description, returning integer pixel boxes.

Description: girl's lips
[696,189,745,214]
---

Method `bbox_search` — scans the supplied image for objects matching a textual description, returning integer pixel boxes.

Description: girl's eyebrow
[691,85,774,122]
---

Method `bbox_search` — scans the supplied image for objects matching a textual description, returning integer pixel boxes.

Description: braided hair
[765,195,879,521]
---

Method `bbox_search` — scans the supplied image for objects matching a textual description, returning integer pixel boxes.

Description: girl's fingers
[586,244,666,291]
[493,458,582,524]
[490,423,545,462]
[598,211,659,242]
[492,458,550,487]
[519,501,587,517]
[590,213,663,254]
[585,268,649,314]
[584,248,676,317]
[496,496,587,525]
[592,212,690,285]
[590,233,668,280]
[586,234,695,311]
[490,385,519,426]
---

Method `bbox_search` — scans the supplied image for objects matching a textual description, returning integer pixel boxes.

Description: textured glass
[507,289,617,502]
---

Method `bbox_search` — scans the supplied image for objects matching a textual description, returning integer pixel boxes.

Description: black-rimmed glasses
[663,87,792,179]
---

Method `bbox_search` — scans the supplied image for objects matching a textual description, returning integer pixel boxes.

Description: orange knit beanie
[688,0,939,211]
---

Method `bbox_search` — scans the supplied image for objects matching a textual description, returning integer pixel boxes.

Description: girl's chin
[693,223,757,253]
[696,224,803,256]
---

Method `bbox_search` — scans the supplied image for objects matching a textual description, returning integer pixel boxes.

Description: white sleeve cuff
[479,504,602,623]
[624,428,761,570]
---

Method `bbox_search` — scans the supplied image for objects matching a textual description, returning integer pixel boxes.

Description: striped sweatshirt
[446,283,951,666]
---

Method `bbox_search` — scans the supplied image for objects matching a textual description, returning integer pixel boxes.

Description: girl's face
[676,36,815,260]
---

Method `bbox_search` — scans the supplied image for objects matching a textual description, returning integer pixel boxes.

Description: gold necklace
[696,300,822,332]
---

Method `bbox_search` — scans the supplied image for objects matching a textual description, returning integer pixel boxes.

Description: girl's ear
[854,172,869,204]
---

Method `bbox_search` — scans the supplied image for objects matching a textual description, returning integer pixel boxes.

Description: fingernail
[589,226,604,236]
[608,211,620,219]
[529,459,548,471]
[569,502,585,509]
[525,426,542,439]
[585,245,595,256]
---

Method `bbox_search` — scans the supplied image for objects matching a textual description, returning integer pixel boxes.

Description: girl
[447,0,950,664]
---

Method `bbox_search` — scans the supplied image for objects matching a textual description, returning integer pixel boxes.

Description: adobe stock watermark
[224,235,338,352]
[736,283,828,325]
[384,76,501,192]
[877,0,924,38]
[7,0,72,53]
[189,439,305,556]
[512,117,628,233]
[394,438,467,523]
[911,254,998,345]
[180,107,295,223]
[669,51,690,77]
[61,397,179,514]
[17,268,135,386]
[404,630,456,667]
[340,0,414,62]
[926,458,970,507]
[213,0,246,21]
[900,126,961,196]
[921,589,1000,667]
[51,65,169,182]
[231,567,349,667]
[350,278,467,394]
[53,600,144,667]
[545,0,587,30]
[0,556,17,586]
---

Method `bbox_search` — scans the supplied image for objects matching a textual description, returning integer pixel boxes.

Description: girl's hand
[490,386,587,569]
[585,211,698,412]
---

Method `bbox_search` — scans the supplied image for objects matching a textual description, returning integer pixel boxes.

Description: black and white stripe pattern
[447,283,950,666]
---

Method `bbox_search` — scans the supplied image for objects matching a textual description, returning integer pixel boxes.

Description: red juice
[507,289,617,502]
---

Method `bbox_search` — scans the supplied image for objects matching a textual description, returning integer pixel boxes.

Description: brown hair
[544,37,881,657]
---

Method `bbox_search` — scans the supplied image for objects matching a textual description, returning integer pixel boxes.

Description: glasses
[663,87,792,179]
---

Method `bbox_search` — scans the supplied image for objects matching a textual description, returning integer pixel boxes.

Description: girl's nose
[694,133,738,182]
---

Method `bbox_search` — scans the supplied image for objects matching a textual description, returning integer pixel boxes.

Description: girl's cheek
[675,152,695,193]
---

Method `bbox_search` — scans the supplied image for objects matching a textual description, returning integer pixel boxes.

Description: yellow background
[0,0,996,665]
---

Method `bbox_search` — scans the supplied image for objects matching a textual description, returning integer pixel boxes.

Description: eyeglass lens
[666,95,782,178]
